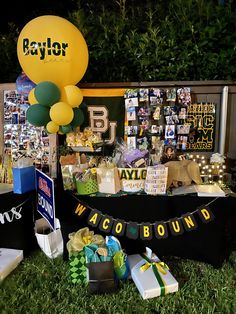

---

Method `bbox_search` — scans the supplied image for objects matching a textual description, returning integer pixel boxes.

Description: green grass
[1,250,236,314]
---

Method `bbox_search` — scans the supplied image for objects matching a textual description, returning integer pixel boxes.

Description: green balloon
[34,81,60,106]
[26,104,51,127]
[59,124,73,134]
[71,108,84,128]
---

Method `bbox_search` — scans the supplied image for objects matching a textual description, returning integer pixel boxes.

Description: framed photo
[165,125,175,138]
[177,124,190,134]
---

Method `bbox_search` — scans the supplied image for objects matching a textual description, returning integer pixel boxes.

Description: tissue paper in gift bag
[128,249,178,299]
[13,166,35,194]
[96,167,121,194]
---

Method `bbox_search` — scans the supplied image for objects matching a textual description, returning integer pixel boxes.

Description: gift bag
[96,159,121,194]
[145,165,168,195]
[74,169,98,195]
[118,168,147,192]
[13,166,35,194]
[84,243,117,294]
[35,218,63,259]
[87,261,117,294]
[66,227,105,284]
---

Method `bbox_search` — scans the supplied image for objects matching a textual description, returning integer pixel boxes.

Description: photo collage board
[124,87,216,161]
[3,90,50,173]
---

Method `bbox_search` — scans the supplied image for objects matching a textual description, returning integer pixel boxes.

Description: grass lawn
[1,249,236,314]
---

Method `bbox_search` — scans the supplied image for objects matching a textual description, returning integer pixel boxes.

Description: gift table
[58,190,236,268]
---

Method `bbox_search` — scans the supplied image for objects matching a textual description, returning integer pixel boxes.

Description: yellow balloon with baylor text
[17,15,89,87]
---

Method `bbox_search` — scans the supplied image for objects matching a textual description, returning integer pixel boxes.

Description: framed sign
[35,169,55,230]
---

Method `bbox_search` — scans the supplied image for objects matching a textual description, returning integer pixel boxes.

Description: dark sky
[0,0,77,32]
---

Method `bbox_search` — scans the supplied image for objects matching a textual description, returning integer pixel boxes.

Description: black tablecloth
[0,191,37,255]
[58,191,236,268]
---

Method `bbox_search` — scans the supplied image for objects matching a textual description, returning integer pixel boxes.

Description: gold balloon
[49,101,74,125]
[17,15,89,87]
[28,88,37,105]
[60,85,83,108]
[46,121,59,133]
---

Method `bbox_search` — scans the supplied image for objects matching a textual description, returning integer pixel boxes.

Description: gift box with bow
[128,247,178,299]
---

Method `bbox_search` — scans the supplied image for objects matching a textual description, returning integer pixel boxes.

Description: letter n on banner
[168,218,184,236]
[197,206,214,223]
[154,221,168,239]
[181,213,198,231]
[111,219,126,237]
[140,222,153,240]
[99,215,113,233]
[87,209,102,227]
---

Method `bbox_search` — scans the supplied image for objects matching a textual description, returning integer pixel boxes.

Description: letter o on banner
[17,15,89,87]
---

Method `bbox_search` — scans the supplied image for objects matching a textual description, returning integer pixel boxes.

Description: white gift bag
[35,218,64,259]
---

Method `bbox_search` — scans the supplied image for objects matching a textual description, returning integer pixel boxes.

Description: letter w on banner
[80,88,126,154]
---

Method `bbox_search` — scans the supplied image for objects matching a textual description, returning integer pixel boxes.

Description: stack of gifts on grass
[66,227,178,298]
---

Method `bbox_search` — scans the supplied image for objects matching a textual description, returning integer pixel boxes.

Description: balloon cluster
[16,15,89,134]
[26,81,84,134]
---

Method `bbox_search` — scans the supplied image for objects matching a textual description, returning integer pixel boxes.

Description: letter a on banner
[87,209,102,227]
[197,206,214,223]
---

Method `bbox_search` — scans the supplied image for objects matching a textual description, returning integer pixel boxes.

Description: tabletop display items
[128,247,178,299]
[144,165,168,195]
[96,158,121,194]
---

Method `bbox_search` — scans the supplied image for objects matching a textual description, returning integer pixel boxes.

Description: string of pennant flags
[72,196,219,240]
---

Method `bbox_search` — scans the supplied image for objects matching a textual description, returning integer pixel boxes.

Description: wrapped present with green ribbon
[66,227,105,284]
[128,247,178,299]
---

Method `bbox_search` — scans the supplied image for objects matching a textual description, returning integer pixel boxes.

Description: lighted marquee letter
[181,213,198,231]
[168,218,184,236]
[154,221,168,239]
[197,206,214,223]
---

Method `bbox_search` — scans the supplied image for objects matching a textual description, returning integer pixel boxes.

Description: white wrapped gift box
[0,248,23,281]
[128,248,178,299]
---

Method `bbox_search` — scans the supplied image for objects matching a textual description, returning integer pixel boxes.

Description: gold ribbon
[140,261,169,275]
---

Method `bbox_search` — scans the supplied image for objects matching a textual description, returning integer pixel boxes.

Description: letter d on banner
[197,206,214,223]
